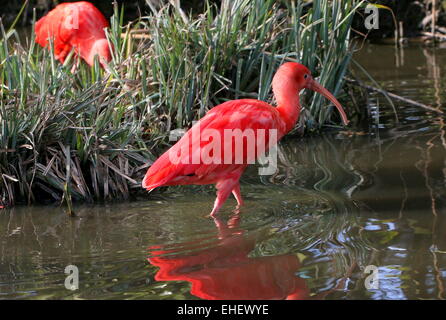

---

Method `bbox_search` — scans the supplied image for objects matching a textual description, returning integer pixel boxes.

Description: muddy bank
[353,0,446,42]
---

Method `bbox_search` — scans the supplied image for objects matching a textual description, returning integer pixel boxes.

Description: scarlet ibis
[35,1,111,68]
[142,62,348,216]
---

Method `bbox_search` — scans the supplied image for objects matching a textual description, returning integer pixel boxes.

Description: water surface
[1,43,446,300]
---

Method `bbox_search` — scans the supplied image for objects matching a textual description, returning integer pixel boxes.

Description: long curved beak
[307,78,349,126]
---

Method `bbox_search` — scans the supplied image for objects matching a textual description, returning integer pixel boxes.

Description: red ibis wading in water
[142,62,349,216]
[35,1,111,69]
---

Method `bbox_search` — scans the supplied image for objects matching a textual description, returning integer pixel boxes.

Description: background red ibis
[35,1,112,69]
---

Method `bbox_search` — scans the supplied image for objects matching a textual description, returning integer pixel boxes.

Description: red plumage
[35,1,111,67]
[143,99,285,189]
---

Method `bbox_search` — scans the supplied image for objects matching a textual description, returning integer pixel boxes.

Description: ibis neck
[82,38,108,67]
[276,92,301,134]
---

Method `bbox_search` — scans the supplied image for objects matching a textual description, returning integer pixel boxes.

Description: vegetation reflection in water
[1,44,446,299]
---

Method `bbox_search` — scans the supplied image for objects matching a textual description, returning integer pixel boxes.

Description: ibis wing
[35,3,74,63]
[142,100,284,190]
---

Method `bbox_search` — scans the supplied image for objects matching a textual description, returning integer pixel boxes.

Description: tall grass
[0,0,364,206]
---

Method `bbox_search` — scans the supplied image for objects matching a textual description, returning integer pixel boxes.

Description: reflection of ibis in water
[148,213,310,300]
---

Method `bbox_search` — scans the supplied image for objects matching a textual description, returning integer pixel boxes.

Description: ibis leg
[210,179,238,217]
[232,183,244,206]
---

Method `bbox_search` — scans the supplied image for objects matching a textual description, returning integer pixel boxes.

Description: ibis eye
[304,74,308,79]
